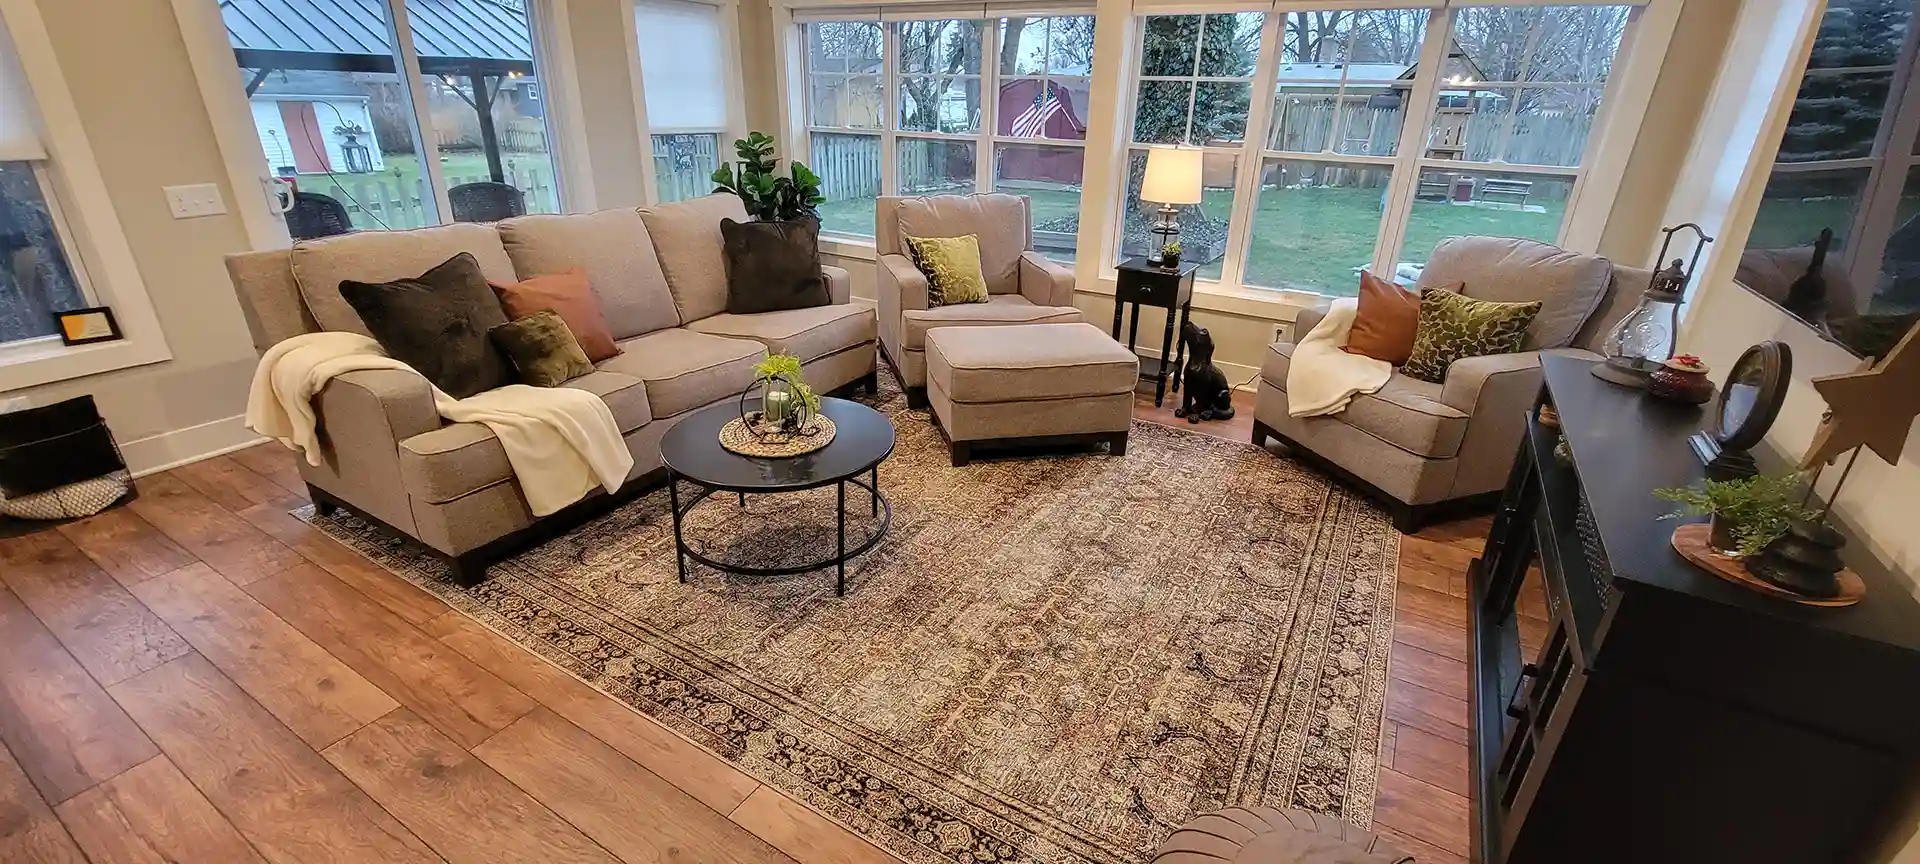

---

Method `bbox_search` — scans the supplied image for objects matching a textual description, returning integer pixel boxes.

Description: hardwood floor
[0,394,1506,863]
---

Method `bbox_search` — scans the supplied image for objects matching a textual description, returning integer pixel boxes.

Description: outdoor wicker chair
[285,191,353,240]
[449,181,527,223]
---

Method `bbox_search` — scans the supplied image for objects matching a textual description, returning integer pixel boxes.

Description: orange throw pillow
[490,269,621,363]
[1343,271,1423,366]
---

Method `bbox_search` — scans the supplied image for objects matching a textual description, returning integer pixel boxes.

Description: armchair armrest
[822,264,851,306]
[1018,251,1075,307]
[1291,303,1332,344]
[1439,351,1543,415]
[877,253,929,359]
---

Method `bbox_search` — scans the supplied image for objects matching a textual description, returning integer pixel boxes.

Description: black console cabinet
[1469,354,1920,864]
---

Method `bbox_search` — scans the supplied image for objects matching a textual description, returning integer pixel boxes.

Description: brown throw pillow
[490,268,620,362]
[338,252,513,399]
[1343,272,1422,365]
[489,311,593,387]
[720,217,830,314]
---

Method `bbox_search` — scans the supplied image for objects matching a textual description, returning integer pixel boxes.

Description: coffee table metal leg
[737,491,745,507]
[837,480,847,596]
[870,466,879,516]
[668,472,686,583]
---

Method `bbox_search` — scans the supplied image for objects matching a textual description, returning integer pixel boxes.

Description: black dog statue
[1174,320,1235,423]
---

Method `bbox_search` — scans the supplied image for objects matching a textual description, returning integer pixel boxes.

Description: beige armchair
[875,193,1083,407]
[1252,237,1647,533]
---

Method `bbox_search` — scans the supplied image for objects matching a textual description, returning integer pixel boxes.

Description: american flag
[1009,84,1063,138]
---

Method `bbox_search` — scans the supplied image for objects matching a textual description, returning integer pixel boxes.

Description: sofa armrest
[1018,251,1075,307]
[1439,351,1543,415]
[822,264,851,306]
[316,368,442,450]
[1291,304,1331,343]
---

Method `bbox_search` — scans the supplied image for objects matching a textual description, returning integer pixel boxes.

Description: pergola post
[469,72,505,183]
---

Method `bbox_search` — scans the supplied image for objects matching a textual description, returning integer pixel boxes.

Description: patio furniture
[924,322,1135,466]
[449,181,527,223]
[1479,178,1533,206]
[285,191,352,239]
[1253,236,1646,533]
[875,193,1083,408]
[1151,806,1414,863]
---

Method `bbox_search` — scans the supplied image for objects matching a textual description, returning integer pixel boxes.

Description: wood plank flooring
[0,393,1507,863]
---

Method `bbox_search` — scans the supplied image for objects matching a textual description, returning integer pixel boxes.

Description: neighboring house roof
[222,0,534,74]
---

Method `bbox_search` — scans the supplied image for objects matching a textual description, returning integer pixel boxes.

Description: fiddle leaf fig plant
[711,132,826,222]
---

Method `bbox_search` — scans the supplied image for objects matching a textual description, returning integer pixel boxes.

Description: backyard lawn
[294,152,561,230]
[818,183,1567,296]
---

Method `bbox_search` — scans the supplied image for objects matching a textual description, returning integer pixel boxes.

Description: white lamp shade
[1140,147,1203,205]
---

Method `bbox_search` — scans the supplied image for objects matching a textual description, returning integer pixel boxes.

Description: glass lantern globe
[739,372,815,439]
[1594,224,1711,389]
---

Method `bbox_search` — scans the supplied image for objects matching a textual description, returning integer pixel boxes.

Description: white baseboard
[119,414,265,477]
[1131,345,1264,393]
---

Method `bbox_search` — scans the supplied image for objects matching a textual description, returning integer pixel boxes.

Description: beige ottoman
[1152,806,1414,863]
[924,322,1138,466]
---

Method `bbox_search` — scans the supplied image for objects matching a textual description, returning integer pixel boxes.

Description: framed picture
[53,307,123,346]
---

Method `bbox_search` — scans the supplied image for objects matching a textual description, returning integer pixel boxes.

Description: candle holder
[717,355,836,458]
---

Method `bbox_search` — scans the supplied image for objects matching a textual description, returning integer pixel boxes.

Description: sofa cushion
[496,209,680,340]
[337,252,515,399]
[489,310,594,388]
[685,304,876,363]
[721,217,830,314]
[1402,288,1541,384]
[1262,342,1469,459]
[292,222,516,336]
[893,194,1028,295]
[927,323,1137,402]
[639,193,749,324]
[598,328,766,418]
[397,370,650,503]
[901,295,1083,351]
[490,267,620,362]
[1415,236,1610,351]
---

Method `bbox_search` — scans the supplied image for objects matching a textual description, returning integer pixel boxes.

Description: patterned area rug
[303,369,1400,864]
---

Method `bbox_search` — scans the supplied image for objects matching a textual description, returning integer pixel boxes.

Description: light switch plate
[163,183,227,219]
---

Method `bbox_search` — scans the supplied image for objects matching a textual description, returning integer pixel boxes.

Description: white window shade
[635,0,731,132]
[0,16,46,161]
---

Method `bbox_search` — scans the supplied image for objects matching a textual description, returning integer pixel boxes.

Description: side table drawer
[1116,275,1181,307]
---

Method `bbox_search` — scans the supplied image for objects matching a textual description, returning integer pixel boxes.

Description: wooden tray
[1670,523,1864,607]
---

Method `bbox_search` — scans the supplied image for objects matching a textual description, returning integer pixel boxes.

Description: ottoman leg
[950,441,972,467]
[906,387,929,410]
[1109,432,1128,457]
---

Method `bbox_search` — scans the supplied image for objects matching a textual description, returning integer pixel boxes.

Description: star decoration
[1800,320,1920,469]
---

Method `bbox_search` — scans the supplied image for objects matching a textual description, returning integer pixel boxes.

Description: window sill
[1084,273,1324,322]
[0,335,172,392]
[820,235,878,260]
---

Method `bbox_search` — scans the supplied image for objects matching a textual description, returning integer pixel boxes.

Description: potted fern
[1654,473,1817,558]
[711,132,825,222]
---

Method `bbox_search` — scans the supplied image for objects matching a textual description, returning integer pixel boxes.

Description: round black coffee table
[660,397,895,596]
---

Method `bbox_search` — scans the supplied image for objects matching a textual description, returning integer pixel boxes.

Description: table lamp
[1140,146,1202,265]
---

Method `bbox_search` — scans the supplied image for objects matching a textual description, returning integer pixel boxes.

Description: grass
[293,152,560,230]
[819,183,1565,295]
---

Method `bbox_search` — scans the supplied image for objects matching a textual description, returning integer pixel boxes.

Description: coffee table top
[660,397,896,493]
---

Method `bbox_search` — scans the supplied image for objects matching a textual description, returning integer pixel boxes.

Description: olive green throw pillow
[1401,288,1543,383]
[903,234,990,306]
[489,311,593,388]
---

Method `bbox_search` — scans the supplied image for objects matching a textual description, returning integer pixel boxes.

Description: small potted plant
[1654,472,1816,557]
[1159,241,1183,268]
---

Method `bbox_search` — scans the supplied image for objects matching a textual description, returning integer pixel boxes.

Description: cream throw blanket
[1286,297,1393,418]
[246,332,633,517]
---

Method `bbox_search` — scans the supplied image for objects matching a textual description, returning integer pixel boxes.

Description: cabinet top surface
[1116,257,1202,278]
[1543,354,1920,652]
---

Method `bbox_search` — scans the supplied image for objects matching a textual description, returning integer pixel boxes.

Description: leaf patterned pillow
[903,234,990,307]
[1402,288,1542,383]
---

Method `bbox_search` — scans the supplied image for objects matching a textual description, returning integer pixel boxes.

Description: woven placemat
[718,414,837,458]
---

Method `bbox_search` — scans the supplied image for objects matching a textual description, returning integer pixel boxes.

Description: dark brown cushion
[490,268,621,362]
[489,311,593,387]
[720,217,830,315]
[1343,272,1423,366]
[338,252,513,399]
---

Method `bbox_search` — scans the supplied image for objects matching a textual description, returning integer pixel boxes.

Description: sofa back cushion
[291,222,517,335]
[496,209,679,340]
[891,194,1030,295]
[639,193,750,324]
[1413,236,1610,351]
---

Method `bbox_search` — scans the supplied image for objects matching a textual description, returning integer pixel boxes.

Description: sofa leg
[950,442,971,467]
[1251,420,1274,448]
[862,370,879,394]
[906,387,929,410]
[448,551,489,587]
[308,484,338,517]
[1109,432,1128,457]
[1390,502,1427,535]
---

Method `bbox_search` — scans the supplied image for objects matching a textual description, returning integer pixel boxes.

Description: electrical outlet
[164,183,227,219]
[1272,322,1289,345]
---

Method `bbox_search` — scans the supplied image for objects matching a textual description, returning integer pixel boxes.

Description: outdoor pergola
[222,0,534,183]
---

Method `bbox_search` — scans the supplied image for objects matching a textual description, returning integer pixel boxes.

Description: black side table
[1112,256,1199,407]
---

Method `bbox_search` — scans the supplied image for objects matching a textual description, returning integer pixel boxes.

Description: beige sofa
[874,193,1083,407]
[1253,237,1646,533]
[224,194,876,584]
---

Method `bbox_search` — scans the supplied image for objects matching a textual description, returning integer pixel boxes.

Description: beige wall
[569,0,650,209]
[10,0,262,470]
[736,0,781,135]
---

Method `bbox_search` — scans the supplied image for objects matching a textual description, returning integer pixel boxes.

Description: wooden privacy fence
[1267,99,1595,171]
[653,134,722,202]
[813,134,882,203]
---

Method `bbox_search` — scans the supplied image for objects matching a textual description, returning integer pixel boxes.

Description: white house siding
[248,97,385,175]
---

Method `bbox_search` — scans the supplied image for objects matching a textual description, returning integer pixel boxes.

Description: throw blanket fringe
[1286,298,1392,418]
[246,332,633,517]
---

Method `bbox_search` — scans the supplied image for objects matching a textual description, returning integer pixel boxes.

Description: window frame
[0,0,171,390]
[796,10,1098,252]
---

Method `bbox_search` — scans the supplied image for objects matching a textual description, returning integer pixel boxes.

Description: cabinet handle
[1505,664,1541,719]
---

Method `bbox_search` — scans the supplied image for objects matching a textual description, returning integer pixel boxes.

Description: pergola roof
[222,0,534,75]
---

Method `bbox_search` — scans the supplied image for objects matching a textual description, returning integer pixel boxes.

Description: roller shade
[0,15,45,161]
[792,3,1092,22]
[635,0,731,132]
